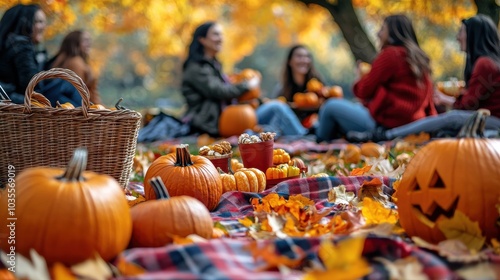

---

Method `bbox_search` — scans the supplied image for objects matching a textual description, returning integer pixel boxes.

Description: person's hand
[246,75,261,89]
[433,88,456,106]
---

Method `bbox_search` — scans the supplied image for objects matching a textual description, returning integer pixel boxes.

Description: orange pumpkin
[273,148,290,165]
[56,101,75,109]
[0,148,132,265]
[130,177,213,247]
[396,109,500,243]
[306,78,323,94]
[327,85,344,98]
[30,92,51,108]
[231,158,244,172]
[144,144,223,211]
[89,103,108,110]
[230,68,261,102]
[219,104,257,138]
[219,167,266,193]
[293,92,319,108]
[360,143,385,158]
[341,144,362,164]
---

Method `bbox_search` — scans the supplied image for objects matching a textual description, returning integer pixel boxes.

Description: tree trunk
[297,0,377,63]
[474,0,499,26]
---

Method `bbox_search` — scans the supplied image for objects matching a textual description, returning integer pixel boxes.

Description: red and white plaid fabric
[119,176,472,279]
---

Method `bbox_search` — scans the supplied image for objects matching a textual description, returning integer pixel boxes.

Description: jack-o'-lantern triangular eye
[429,171,446,189]
[409,179,421,191]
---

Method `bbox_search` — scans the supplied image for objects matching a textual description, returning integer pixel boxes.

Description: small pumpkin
[231,158,244,172]
[219,167,266,193]
[289,157,308,173]
[144,144,223,211]
[396,109,500,244]
[89,103,108,110]
[219,104,258,138]
[56,100,75,109]
[273,148,290,165]
[341,144,362,165]
[266,164,288,179]
[30,92,51,108]
[360,143,385,158]
[293,92,319,108]
[327,85,344,98]
[130,177,214,247]
[0,148,132,265]
[306,78,323,94]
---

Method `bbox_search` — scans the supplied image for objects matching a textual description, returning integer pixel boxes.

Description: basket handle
[24,68,91,117]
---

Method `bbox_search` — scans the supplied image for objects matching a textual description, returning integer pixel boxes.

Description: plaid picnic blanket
[120,176,463,279]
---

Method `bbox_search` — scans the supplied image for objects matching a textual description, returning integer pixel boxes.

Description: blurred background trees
[1,0,496,112]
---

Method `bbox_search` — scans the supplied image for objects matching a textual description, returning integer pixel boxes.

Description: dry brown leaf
[455,262,499,280]
[328,185,355,205]
[71,255,112,280]
[437,210,486,252]
[411,237,488,263]
[339,211,366,233]
[374,256,427,280]
[357,178,392,208]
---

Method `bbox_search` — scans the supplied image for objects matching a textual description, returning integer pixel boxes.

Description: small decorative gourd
[219,168,266,193]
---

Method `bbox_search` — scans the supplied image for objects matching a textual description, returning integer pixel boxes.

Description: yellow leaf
[238,217,254,227]
[437,210,486,252]
[360,197,398,225]
[304,236,371,280]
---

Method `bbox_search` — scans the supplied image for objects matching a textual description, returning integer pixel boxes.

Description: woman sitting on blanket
[347,14,500,142]
[181,21,308,137]
[315,14,437,142]
[0,4,81,106]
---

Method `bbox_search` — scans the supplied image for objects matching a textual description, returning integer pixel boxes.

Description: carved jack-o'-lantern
[396,109,500,243]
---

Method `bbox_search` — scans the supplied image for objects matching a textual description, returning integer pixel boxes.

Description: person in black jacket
[0,4,81,106]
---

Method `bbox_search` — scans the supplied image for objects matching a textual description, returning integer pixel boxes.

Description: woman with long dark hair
[270,44,324,101]
[316,14,437,142]
[0,4,47,103]
[47,30,101,104]
[348,14,500,142]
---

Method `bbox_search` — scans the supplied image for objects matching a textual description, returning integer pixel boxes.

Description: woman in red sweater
[316,14,436,142]
[348,14,500,142]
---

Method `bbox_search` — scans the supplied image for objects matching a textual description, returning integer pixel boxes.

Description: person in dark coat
[0,4,81,106]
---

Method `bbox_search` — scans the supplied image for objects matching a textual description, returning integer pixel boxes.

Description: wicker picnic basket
[0,68,142,187]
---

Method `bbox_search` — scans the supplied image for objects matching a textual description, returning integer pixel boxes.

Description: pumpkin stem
[150,176,170,199]
[175,144,194,167]
[457,109,490,138]
[60,147,87,181]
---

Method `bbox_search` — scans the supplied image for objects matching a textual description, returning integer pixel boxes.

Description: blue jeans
[316,98,376,141]
[256,100,307,136]
[40,79,82,107]
[385,110,500,139]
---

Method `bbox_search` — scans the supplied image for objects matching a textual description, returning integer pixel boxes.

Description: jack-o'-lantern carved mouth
[412,197,459,227]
